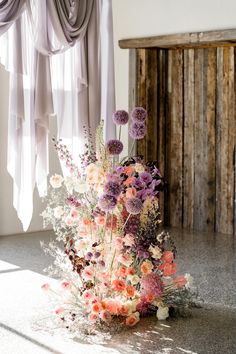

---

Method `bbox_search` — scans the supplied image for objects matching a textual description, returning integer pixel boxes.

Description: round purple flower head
[131,107,147,122]
[141,272,164,297]
[98,194,117,212]
[104,180,122,197]
[129,122,147,140]
[112,110,129,125]
[125,197,143,215]
[106,139,123,155]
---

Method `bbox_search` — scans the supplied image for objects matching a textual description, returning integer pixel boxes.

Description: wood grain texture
[119,28,236,49]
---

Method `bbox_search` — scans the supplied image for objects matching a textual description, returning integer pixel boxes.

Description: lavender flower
[106,139,123,155]
[98,194,117,212]
[112,110,129,125]
[131,107,147,122]
[129,122,147,140]
[141,272,164,297]
[140,171,152,184]
[104,181,122,197]
[125,197,143,215]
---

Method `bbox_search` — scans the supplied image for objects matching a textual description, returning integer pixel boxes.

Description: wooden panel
[168,50,183,227]
[119,28,236,50]
[128,49,137,154]
[183,49,195,229]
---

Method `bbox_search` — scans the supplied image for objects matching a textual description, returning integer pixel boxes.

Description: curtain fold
[0,0,115,231]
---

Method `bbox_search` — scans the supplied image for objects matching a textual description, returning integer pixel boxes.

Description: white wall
[112,0,236,109]
[1,0,236,235]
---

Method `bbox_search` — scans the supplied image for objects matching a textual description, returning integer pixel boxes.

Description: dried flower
[125,197,143,215]
[129,122,147,140]
[106,139,123,155]
[104,180,122,197]
[98,194,117,212]
[131,107,147,122]
[141,272,164,297]
[112,110,129,125]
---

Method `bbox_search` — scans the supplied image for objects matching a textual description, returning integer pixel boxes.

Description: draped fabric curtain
[0,0,115,231]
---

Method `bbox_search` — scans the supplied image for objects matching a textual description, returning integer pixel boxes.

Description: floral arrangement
[41,107,193,332]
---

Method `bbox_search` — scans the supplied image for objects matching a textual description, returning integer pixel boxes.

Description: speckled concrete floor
[0,229,235,354]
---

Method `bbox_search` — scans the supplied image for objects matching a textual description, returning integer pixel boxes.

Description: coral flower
[105,299,121,315]
[125,312,140,327]
[119,304,129,316]
[124,176,136,186]
[159,262,177,276]
[126,285,135,298]
[112,279,126,292]
[82,217,91,226]
[117,253,133,267]
[99,310,112,322]
[126,187,137,199]
[82,290,94,300]
[124,166,135,175]
[140,260,153,274]
[91,302,103,313]
[116,266,127,278]
[126,267,136,275]
[173,275,187,289]
[162,251,174,263]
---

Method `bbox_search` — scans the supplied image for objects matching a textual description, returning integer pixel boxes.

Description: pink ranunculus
[125,312,140,327]
[99,310,112,323]
[117,253,133,267]
[41,283,50,291]
[162,251,174,263]
[173,275,187,289]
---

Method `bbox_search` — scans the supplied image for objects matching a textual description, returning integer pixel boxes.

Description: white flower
[185,273,194,289]
[53,206,64,219]
[156,306,169,320]
[135,163,145,173]
[74,180,89,194]
[64,176,75,193]
[49,174,64,188]
[149,245,162,259]
[128,274,140,285]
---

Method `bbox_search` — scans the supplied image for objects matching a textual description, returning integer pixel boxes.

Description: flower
[112,110,129,125]
[141,272,164,297]
[82,266,95,280]
[53,206,64,219]
[162,251,174,263]
[140,260,153,274]
[128,274,140,285]
[55,307,64,315]
[140,171,152,184]
[129,122,147,140]
[88,313,98,321]
[173,275,187,289]
[156,306,169,320]
[61,281,71,289]
[117,253,133,267]
[98,194,117,212]
[41,283,50,291]
[159,262,177,276]
[74,180,89,193]
[104,181,122,197]
[123,233,135,247]
[91,302,103,313]
[149,245,162,259]
[126,187,137,199]
[49,174,63,188]
[125,312,140,327]
[106,139,123,155]
[94,215,106,226]
[131,107,147,122]
[126,285,135,298]
[112,279,126,292]
[100,310,112,322]
[185,273,194,289]
[125,197,143,215]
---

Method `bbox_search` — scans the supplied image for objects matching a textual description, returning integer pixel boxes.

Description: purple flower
[137,249,150,259]
[125,197,143,215]
[115,166,125,175]
[140,172,152,184]
[106,139,123,155]
[129,122,147,140]
[133,178,144,189]
[131,107,147,122]
[137,189,154,200]
[112,110,129,125]
[104,181,122,197]
[124,215,140,234]
[136,300,153,317]
[98,194,117,212]
[141,272,164,297]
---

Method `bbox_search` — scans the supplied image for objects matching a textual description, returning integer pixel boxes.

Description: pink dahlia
[112,110,129,125]
[141,272,164,298]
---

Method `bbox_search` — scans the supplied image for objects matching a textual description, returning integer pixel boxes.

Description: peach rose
[115,237,124,251]
[124,176,136,186]
[49,174,63,188]
[173,275,187,289]
[112,279,126,292]
[140,260,153,274]
[125,312,140,327]
[161,251,174,263]
[117,253,133,267]
[159,262,177,276]
[88,312,98,321]
[91,302,103,313]
[104,299,121,315]
[82,217,91,226]
[99,310,112,323]
[119,304,129,316]
[124,166,135,175]
[126,267,136,275]
[126,187,137,199]
[126,285,135,298]
[116,266,127,278]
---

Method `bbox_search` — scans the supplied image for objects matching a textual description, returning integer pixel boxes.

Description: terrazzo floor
[0,228,235,354]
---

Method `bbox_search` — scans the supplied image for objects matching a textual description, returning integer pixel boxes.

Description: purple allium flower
[129,122,147,140]
[112,110,129,125]
[125,197,143,215]
[141,272,164,297]
[131,107,147,122]
[106,139,123,155]
[98,194,117,212]
[104,180,122,197]
[140,171,152,184]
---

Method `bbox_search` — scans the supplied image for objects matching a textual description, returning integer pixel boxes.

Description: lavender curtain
[0,0,115,231]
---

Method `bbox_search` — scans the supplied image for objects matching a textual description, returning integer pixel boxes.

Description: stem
[119,126,122,140]
[123,213,131,230]
[128,139,136,158]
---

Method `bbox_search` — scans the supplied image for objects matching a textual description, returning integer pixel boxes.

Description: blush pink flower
[117,253,133,267]
[94,215,106,226]
[115,237,124,250]
[173,275,187,288]
[82,290,94,300]
[91,302,103,313]
[125,312,140,327]
[55,307,64,315]
[70,209,79,220]
[99,310,112,322]
[61,281,71,290]
[162,251,174,263]
[126,187,137,199]
[82,266,95,280]
[41,283,50,291]
[88,312,98,321]
[104,299,121,315]
[123,233,135,247]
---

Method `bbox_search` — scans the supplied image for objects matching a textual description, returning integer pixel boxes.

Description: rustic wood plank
[168,49,183,227]
[206,48,217,231]
[145,49,158,162]
[128,49,137,154]
[136,49,147,158]
[183,49,195,229]
[119,28,236,49]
